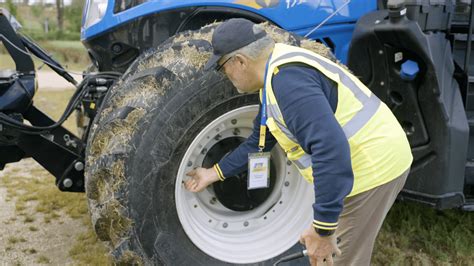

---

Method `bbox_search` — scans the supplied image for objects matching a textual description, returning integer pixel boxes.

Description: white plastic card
[248,152,270,190]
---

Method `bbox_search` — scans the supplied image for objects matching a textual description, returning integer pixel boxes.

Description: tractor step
[464,76,474,111]
[461,200,474,211]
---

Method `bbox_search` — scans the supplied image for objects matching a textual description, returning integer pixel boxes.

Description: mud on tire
[85,23,337,264]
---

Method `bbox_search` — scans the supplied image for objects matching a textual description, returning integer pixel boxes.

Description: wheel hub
[202,136,277,212]
[175,105,314,264]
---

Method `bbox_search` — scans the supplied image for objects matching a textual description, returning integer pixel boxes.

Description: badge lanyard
[258,59,270,153]
[248,58,272,190]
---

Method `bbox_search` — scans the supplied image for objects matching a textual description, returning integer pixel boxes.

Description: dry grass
[28,226,38,232]
[2,24,474,263]
[34,90,112,264]
[32,90,78,135]
[373,201,474,265]
[68,221,113,265]
[0,89,112,264]
[36,255,51,264]
[0,41,90,72]
[7,237,26,245]
[0,162,111,264]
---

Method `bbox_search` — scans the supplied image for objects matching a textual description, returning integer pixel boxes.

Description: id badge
[248,152,271,190]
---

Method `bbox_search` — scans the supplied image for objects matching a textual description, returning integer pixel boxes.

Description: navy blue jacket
[217,64,354,225]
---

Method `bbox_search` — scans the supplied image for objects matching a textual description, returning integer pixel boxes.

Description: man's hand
[184,167,220,192]
[299,227,341,266]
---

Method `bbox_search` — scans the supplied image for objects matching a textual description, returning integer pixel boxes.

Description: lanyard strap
[258,58,271,152]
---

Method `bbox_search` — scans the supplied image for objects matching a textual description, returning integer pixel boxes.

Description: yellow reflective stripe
[271,47,368,98]
[258,125,267,150]
[314,220,338,226]
[268,48,381,141]
[313,223,338,230]
[264,75,281,118]
[273,66,279,75]
[214,164,225,181]
[271,50,373,104]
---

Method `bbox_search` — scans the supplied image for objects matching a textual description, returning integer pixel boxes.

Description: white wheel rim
[175,105,313,264]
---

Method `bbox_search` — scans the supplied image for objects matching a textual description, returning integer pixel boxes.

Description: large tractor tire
[85,23,338,265]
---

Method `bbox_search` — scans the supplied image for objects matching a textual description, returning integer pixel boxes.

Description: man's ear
[235,54,248,68]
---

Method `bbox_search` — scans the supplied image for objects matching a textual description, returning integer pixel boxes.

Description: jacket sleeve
[216,102,277,179]
[272,66,354,230]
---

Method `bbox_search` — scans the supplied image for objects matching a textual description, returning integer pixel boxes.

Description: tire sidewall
[125,71,305,265]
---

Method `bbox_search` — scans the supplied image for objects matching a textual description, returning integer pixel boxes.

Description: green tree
[56,0,64,32]
[6,0,17,17]
[31,3,45,19]
[65,0,84,33]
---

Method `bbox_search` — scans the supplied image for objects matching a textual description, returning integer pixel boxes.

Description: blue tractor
[0,0,473,264]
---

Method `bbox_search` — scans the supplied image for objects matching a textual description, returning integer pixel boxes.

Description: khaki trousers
[333,168,410,266]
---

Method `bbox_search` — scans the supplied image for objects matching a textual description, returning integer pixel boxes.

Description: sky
[0,0,74,5]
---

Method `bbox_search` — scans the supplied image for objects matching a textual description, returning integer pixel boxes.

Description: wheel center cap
[202,137,277,211]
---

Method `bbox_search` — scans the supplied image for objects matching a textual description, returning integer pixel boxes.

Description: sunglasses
[215,56,234,72]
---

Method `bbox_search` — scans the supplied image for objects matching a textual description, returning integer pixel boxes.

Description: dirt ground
[37,70,82,91]
[0,159,87,265]
[0,72,109,264]
[1,70,473,265]
[0,75,111,265]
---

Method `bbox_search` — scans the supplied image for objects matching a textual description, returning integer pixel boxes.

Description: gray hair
[224,24,275,61]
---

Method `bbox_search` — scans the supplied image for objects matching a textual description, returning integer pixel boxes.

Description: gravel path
[0,159,86,265]
[37,70,83,91]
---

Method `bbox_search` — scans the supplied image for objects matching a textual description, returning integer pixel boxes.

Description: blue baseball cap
[204,18,267,71]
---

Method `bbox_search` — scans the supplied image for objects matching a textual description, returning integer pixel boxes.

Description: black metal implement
[273,249,308,266]
[273,237,341,265]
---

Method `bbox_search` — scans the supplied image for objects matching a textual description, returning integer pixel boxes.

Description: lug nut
[244,221,249,227]
[63,178,73,188]
[111,43,123,54]
[231,119,237,125]
[187,161,192,167]
[233,128,240,136]
[210,197,217,205]
[201,148,208,155]
[214,134,221,141]
[74,162,84,171]
[223,223,228,228]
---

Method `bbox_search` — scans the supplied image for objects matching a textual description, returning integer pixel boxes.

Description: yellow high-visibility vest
[263,43,413,197]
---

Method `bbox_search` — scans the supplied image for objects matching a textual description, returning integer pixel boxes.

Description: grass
[28,226,38,232]
[68,224,113,265]
[32,89,78,135]
[36,255,51,264]
[0,89,111,264]
[8,236,27,245]
[0,4,88,71]
[2,90,474,264]
[0,41,90,71]
[0,160,111,264]
[373,202,474,265]
[23,248,37,254]
[46,40,85,50]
